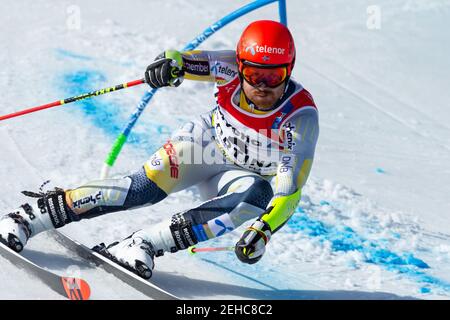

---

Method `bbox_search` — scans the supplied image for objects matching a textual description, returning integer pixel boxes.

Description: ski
[0,242,91,300]
[48,230,179,300]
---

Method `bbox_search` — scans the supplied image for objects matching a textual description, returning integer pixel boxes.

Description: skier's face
[242,79,286,110]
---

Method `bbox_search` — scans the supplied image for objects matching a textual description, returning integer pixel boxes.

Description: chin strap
[276,77,291,101]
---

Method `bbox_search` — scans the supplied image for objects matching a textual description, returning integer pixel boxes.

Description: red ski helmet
[236,20,296,77]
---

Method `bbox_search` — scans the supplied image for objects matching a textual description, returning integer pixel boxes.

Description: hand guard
[235,219,272,264]
[144,50,184,89]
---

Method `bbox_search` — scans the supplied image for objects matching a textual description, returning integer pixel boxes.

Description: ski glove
[235,219,272,264]
[144,50,184,89]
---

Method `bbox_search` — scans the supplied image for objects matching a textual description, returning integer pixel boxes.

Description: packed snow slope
[1,0,449,299]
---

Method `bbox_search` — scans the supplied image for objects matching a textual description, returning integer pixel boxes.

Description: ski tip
[61,277,91,300]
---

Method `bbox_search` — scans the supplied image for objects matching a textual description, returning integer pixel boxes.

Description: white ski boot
[0,188,72,252]
[0,203,53,252]
[93,230,156,279]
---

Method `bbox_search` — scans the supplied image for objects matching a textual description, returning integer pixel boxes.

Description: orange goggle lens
[242,65,288,88]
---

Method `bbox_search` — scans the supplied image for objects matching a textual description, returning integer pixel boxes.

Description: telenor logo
[245,43,285,56]
[245,44,256,55]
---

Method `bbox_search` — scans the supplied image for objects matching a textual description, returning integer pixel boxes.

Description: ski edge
[0,242,91,300]
[49,230,179,300]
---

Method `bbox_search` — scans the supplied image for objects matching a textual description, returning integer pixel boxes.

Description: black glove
[144,50,184,89]
[235,219,272,264]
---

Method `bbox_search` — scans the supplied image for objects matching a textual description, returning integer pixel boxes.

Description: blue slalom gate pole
[278,0,288,26]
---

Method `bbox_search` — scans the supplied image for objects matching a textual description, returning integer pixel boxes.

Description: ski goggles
[241,63,288,88]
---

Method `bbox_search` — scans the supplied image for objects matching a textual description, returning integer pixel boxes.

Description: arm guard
[260,188,301,233]
[261,106,319,233]
[180,50,237,82]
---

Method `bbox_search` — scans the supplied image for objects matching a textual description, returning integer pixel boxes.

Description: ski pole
[188,246,235,255]
[0,78,145,122]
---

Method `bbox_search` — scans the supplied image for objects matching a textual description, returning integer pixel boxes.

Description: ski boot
[0,188,73,252]
[93,230,156,279]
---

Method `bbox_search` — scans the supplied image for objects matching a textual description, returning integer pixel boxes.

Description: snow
[1,0,449,299]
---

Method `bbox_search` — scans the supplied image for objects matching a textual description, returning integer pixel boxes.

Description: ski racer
[0,20,319,279]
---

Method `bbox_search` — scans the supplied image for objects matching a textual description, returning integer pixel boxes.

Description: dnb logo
[208,213,235,237]
[215,219,233,236]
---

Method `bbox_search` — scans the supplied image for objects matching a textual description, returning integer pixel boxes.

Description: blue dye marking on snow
[347,260,358,269]
[287,208,450,293]
[55,48,135,67]
[58,69,170,152]
[376,167,386,174]
[55,48,93,61]
[392,232,401,239]
[420,287,431,294]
